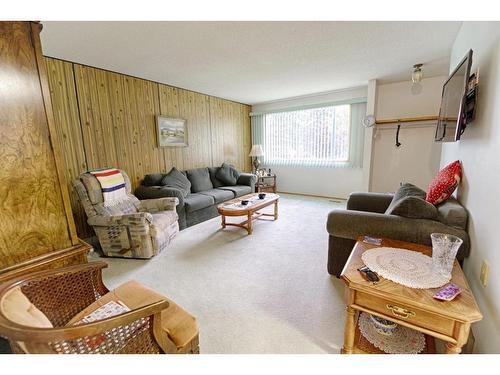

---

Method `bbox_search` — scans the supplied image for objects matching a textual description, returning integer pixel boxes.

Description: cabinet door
[0,22,75,269]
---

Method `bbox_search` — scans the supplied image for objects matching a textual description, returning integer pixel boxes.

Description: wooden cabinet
[0,22,90,282]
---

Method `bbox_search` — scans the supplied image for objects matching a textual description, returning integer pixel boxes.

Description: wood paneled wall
[44,57,251,237]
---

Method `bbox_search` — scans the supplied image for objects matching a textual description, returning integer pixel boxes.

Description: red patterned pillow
[426,160,462,205]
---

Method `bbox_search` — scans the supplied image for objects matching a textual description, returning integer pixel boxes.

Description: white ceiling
[41,21,461,105]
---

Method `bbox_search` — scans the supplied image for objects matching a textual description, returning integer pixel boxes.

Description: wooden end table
[340,237,482,354]
[217,193,279,235]
[256,174,277,193]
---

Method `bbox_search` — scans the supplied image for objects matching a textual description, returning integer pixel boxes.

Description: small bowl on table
[241,200,249,206]
[258,193,266,200]
[369,315,398,336]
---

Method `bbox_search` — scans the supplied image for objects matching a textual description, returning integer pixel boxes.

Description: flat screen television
[435,49,473,142]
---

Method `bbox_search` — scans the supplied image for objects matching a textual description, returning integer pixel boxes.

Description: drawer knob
[386,304,416,319]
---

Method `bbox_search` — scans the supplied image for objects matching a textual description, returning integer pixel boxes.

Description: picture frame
[156,115,188,147]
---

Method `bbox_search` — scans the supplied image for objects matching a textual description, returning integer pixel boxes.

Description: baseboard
[277,191,347,202]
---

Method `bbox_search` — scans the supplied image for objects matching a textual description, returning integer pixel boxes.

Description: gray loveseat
[136,166,256,230]
[326,185,470,277]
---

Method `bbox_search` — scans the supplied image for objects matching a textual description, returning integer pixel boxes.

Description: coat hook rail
[376,115,439,125]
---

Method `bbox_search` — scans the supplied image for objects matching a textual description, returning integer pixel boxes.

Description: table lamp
[249,145,264,173]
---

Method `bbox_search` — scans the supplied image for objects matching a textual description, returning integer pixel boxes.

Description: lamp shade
[249,144,264,157]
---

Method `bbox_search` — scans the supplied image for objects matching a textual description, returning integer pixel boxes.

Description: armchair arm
[237,173,256,189]
[139,197,179,213]
[135,185,185,207]
[87,212,153,227]
[326,209,470,259]
[347,192,394,213]
[1,299,169,349]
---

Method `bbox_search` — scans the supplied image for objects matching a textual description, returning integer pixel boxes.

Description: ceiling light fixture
[412,63,424,83]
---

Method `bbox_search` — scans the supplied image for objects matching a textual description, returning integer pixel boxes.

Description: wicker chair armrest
[139,197,179,213]
[0,299,169,346]
[87,212,153,227]
[0,262,110,330]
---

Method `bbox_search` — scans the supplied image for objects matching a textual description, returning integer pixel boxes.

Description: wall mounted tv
[435,49,475,142]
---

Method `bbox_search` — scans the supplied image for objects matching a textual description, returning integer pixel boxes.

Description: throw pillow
[426,160,462,205]
[216,163,241,186]
[385,183,426,214]
[161,167,191,197]
[186,168,213,193]
[386,196,438,220]
[208,167,224,188]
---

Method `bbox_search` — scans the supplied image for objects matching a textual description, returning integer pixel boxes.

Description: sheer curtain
[251,101,366,168]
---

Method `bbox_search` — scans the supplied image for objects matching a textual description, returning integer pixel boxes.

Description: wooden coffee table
[340,237,482,354]
[217,193,279,235]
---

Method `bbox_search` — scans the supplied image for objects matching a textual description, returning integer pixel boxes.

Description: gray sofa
[135,166,256,230]
[326,186,470,277]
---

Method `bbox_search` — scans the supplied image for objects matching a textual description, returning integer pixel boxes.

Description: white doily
[361,247,450,289]
[358,312,425,354]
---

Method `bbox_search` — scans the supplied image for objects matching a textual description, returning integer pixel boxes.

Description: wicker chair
[74,170,179,259]
[0,262,199,354]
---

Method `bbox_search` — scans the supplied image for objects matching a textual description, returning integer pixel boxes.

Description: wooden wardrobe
[0,21,90,282]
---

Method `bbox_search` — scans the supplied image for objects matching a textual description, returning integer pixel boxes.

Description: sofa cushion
[183,193,215,213]
[426,160,462,205]
[208,167,224,188]
[143,173,166,187]
[66,280,197,351]
[186,168,213,193]
[215,163,240,186]
[436,197,468,229]
[219,185,252,198]
[1,287,53,328]
[386,196,438,220]
[385,183,426,214]
[199,188,235,204]
[161,167,191,198]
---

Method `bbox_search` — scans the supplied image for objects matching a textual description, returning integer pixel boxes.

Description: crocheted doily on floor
[361,247,450,289]
[358,312,425,354]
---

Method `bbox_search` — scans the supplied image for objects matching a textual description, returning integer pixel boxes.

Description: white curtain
[251,101,366,168]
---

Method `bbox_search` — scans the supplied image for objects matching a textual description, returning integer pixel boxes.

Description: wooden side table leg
[247,213,253,235]
[446,323,470,354]
[342,306,356,354]
[221,215,226,229]
[274,200,279,220]
[445,343,463,354]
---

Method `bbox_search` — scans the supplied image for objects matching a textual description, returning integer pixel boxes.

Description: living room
[1,0,499,372]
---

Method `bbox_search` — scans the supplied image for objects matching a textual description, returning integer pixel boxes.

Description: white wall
[266,165,364,198]
[252,86,369,199]
[371,76,446,192]
[440,22,500,353]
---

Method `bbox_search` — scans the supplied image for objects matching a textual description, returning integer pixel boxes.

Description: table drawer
[354,291,455,337]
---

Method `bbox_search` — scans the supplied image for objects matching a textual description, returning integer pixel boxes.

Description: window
[251,101,366,168]
[263,104,351,166]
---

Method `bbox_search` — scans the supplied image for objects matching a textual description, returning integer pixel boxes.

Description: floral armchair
[74,170,179,259]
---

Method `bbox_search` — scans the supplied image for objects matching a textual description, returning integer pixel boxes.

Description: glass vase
[431,233,463,278]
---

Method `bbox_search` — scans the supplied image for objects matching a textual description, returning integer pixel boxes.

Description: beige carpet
[90,194,347,353]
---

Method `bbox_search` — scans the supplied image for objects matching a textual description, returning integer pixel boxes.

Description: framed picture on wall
[156,116,188,147]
